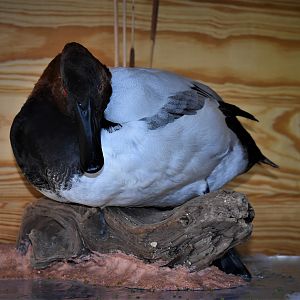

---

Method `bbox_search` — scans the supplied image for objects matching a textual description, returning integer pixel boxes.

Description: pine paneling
[0,0,299,254]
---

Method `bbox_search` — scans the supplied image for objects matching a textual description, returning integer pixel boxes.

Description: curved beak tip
[85,165,102,174]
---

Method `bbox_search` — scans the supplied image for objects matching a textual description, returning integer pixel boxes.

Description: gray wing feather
[191,81,223,102]
[142,82,220,130]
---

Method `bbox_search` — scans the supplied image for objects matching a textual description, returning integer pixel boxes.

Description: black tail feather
[213,248,252,281]
[218,102,258,122]
[260,156,279,168]
[217,102,278,170]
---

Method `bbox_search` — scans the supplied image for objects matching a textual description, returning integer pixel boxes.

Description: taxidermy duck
[10,42,277,208]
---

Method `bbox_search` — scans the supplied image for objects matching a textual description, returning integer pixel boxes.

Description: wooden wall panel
[0,0,299,255]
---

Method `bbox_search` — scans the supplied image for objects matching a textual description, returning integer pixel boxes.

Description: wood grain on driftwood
[17,190,254,270]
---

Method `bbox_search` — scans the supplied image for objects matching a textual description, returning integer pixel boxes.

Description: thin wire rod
[114,0,119,67]
[150,0,159,68]
[129,0,135,67]
[122,0,127,67]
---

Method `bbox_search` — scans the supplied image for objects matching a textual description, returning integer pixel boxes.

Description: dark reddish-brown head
[60,42,112,174]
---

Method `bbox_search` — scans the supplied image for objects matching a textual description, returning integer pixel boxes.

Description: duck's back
[106,67,210,123]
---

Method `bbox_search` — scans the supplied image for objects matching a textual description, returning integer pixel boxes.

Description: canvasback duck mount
[10,42,277,208]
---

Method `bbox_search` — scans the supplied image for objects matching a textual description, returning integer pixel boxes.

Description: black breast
[10,96,81,195]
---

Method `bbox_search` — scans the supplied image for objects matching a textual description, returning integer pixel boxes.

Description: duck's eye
[62,88,67,97]
[77,101,83,108]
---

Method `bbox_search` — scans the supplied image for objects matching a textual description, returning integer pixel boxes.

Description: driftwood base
[17,190,254,271]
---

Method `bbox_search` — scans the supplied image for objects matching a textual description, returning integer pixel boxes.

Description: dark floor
[0,255,300,300]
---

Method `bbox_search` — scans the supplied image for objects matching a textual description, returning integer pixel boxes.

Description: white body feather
[43,68,248,207]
